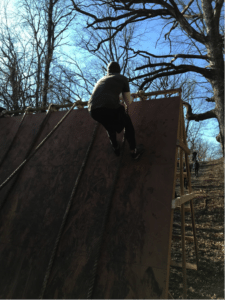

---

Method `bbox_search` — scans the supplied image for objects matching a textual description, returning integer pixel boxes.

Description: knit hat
[107,61,121,74]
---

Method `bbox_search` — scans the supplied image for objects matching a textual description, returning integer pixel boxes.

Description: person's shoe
[113,144,120,156]
[131,144,145,160]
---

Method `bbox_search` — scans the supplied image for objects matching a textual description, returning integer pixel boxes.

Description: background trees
[70,0,224,155]
[0,0,223,159]
[0,3,35,111]
[0,0,76,110]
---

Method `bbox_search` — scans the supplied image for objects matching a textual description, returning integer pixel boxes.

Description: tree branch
[116,0,207,44]
[182,101,217,121]
[168,0,207,44]
[134,62,212,79]
[136,69,189,89]
[183,13,203,19]
[72,0,207,52]
[165,0,195,38]
[214,0,224,26]
[130,63,212,90]
[121,47,209,61]
[216,133,221,143]
[205,96,215,102]
[70,0,99,21]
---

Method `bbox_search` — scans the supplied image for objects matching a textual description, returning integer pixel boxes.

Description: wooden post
[181,100,199,270]
[179,97,187,299]
[190,199,199,269]
[166,103,181,297]
[170,91,200,298]
[180,202,187,299]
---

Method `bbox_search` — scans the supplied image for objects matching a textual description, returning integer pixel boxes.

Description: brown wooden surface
[0,114,46,206]
[176,139,191,154]
[1,101,88,115]
[142,88,182,97]
[171,192,197,208]
[171,100,198,298]
[0,97,181,298]
[170,260,197,270]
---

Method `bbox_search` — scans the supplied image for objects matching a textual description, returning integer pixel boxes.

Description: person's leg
[115,105,144,159]
[106,129,118,148]
[90,106,144,159]
[89,108,118,148]
[116,106,136,151]
[124,114,136,151]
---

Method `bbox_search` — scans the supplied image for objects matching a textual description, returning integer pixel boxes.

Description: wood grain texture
[0,98,180,298]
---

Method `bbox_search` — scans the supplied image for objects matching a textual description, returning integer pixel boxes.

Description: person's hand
[130,93,138,99]
[137,90,148,101]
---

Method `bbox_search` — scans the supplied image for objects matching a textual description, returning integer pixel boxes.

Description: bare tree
[73,4,139,89]
[0,5,35,111]
[0,0,77,111]
[18,0,76,108]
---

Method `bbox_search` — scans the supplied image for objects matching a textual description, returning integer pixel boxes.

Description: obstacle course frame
[0,89,199,298]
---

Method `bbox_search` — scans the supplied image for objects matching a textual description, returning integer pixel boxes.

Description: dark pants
[89,105,136,150]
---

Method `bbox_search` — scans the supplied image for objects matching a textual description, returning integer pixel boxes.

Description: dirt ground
[169,157,224,299]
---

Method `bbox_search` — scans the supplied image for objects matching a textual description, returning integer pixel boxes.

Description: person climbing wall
[88,61,144,159]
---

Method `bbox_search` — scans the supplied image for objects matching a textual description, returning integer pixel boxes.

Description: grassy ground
[169,157,224,299]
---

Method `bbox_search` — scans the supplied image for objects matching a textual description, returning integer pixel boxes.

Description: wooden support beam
[140,88,182,97]
[1,102,88,115]
[190,199,199,269]
[176,139,191,155]
[181,204,187,298]
[171,94,199,299]
[174,206,191,212]
[171,192,197,209]
[172,234,194,242]
[178,96,187,299]
[170,260,197,270]
[176,172,187,178]
[173,222,192,229]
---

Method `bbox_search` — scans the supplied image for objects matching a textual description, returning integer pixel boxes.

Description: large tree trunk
[202,0,224,155]
[207,35,224,155]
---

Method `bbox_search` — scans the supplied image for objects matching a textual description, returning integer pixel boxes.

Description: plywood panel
[0,98,180,299]
[0,109,98,298]
[0,114,46,207]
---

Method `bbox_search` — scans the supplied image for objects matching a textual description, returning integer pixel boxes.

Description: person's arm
[119,92,138,105]
[123,92,133,105]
